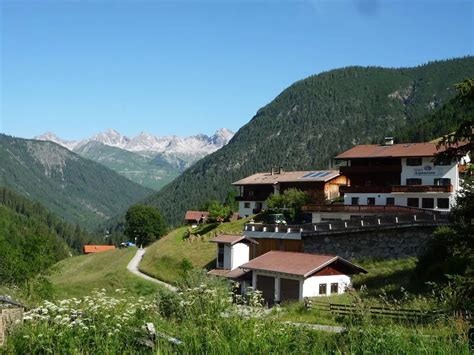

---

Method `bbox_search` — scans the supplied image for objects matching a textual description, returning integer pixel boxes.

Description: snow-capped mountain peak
[34,128,235,167]
[91,129,130,148]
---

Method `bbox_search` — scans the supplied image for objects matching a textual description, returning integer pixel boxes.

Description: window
[248,190,255,197]
[437,198,450,209]
[330,283,338,294]
[386,197,395,205]
[319,283,327,296]
[406,157,422,166]
[422,198,434,209]
[407,198,419,208]
[367,197,375,205]
[406,178,422,185]
[244,202,251,209]
[351,197,359,205]
[434,178,451,186]
[434,158,451,166]
[217,245,225,268]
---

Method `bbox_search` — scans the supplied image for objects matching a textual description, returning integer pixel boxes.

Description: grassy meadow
[48,248,161,298]
[139,218,251,284]
[5,270,470,354]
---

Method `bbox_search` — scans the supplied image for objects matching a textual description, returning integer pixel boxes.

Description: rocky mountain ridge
[35,128,234,157]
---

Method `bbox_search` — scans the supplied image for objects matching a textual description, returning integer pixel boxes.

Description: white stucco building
[239,251,367,305]
[207,234,259,292]
[335,140,469,211]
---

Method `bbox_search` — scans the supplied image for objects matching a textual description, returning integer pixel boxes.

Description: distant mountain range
[0,134,153,230]
[35,128,234,190]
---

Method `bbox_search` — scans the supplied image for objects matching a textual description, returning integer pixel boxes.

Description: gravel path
[127,248,177,292]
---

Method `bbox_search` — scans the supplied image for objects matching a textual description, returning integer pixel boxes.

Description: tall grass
[5,271,470,354]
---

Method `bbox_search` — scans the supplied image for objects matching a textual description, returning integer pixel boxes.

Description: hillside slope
[0,187,77,285]
[74,141,180,191]
[139,218,250,284]
[49,248,161,298]
[142,57,474,226]
[0,134,153,229]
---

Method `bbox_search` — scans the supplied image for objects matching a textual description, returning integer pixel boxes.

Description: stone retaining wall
[302,225,438,260]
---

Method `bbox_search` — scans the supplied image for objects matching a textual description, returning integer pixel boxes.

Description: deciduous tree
[124,205,167,246]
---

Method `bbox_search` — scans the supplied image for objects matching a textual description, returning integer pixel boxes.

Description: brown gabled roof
[232,170,340,185]
[335,142,443,159]
[83,245,116,254]
[184,211,209,222]
[210,234,258,245]
[239,251,366,278]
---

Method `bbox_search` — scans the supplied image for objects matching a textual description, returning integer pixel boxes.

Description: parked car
[265,213,287,225]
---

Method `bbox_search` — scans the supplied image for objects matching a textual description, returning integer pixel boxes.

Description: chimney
[384,137,394,146]
[271,167,275,175]
[278,167,284,174]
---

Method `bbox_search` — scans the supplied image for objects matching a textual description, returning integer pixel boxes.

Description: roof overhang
[210,236,259,245]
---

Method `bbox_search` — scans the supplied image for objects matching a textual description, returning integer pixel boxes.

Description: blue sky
[1,0,472,140]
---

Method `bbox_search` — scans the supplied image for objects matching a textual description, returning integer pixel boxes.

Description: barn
[239,251,367,305]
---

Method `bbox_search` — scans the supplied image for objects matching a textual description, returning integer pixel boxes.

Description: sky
[1,0,473,140]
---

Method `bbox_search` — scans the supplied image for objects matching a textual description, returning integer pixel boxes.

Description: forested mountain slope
[0,187,98,284]
[142,57,474,226]
[74,141,180,191]
[0,135,153,229]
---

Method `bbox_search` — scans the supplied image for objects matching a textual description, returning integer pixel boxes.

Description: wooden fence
[309,300,445,322]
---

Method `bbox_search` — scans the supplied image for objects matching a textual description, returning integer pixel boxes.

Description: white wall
[238,201,267,218]
[401,157,458,189]
[230,243,250,270]
[302,275,352,297]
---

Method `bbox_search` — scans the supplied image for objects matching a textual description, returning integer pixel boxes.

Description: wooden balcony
[302,204,449,215]
[340,185,453,194]
[391,185,453,193]
[340,165,401,175]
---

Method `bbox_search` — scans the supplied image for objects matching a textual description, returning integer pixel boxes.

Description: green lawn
[139,218,251,284]
[278,257,440,326]
[48,248,161,298]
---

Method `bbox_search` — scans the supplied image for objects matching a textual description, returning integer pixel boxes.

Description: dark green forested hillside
[398,83,474,142]
[0,187,98,284]
[141,57,474,226]
[0,135,153,230]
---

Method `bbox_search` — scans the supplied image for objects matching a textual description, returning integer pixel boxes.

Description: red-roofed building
[83,245,116,254]
[240,251,366,305]
[184,211,209,226]
[334,138,469,212]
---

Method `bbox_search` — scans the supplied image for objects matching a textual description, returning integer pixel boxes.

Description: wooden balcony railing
[340,185,453,194]
[302,204,450,215]
[340,165,402,175]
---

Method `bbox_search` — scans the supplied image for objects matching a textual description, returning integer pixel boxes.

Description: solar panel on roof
[319,172,331,178]
[310,172,325,177]
[301,172,314,178]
